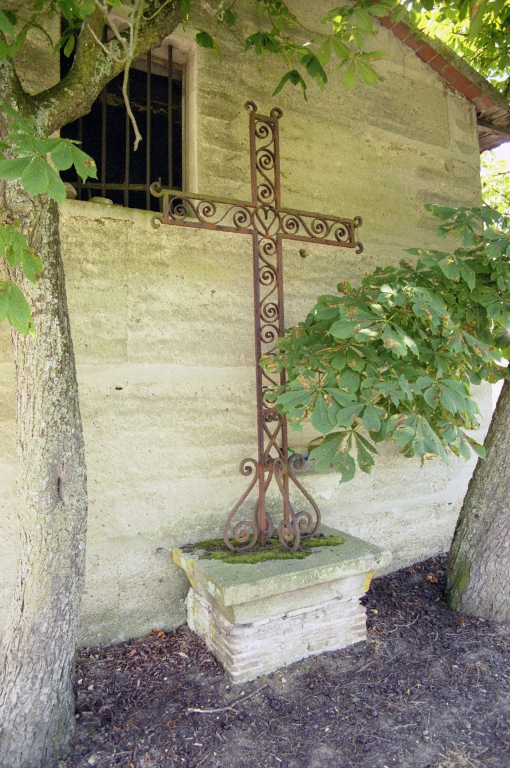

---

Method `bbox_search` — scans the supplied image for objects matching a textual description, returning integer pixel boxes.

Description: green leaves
[0,9,15,37]
[0,280,33,335]
[0,105,97,203]
[297,50,328,90]
[273,70,307,99]
[0,219,41,335]
[21,156,66,202]
[196,30,221,59]
[245,31,280,55]
[264,204,510,486]
[247,0,391,99]
[0,220,42,283]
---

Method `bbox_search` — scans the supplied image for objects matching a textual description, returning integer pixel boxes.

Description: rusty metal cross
[151,101,363,552]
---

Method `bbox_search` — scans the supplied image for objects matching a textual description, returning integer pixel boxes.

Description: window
[61,44,183,211]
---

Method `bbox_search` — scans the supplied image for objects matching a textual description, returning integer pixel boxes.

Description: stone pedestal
[173,527,391,683]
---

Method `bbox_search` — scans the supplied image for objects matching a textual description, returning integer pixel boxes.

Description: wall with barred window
[0,0,491,645]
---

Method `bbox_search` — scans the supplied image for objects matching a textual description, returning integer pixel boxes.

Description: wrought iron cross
[151,102,363,552]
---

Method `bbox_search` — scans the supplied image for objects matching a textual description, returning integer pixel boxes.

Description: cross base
[223,454,321,552]
[173,528,392,683]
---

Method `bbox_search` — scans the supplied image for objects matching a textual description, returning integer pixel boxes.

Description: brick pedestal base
[174,528,391,683]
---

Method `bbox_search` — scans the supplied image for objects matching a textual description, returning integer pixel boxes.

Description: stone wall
[0,1,489,644]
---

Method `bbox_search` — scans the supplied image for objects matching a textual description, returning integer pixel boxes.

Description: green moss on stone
[191,533,344,564]
[207,549,310,564]
[302,535,344,549]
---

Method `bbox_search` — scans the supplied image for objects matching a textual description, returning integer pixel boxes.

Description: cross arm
[278,205,363,253]
[150,184,255,235]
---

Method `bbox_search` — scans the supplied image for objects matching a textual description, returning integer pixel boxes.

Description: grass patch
[185,533,344,564]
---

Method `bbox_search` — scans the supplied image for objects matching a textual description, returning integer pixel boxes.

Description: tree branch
[0,34,32,129]
[28,0,184,137]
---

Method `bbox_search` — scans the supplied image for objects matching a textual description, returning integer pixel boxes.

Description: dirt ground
[62,556,510,768]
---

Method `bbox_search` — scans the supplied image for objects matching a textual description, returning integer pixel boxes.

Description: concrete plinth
[173,528,391,683]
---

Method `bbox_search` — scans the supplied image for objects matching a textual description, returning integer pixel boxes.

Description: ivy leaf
[7,282,32,335]
[180,0,191,15]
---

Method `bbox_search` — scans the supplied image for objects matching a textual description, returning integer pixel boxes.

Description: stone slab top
[173,526,391,608]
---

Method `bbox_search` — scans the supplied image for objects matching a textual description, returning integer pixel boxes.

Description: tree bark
[0,183,87,767]
[0,6,185,764]
[447,379,510,620]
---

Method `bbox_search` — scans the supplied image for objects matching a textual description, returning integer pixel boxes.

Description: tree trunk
[447,379,510,620]
[0,184,87,767]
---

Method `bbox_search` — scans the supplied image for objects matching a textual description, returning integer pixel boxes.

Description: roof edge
[378,14,510,152]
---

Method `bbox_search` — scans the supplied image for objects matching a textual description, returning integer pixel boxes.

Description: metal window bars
[61,45,181,210]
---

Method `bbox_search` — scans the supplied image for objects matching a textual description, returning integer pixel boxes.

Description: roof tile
[462,83,483,100]
[428,54,449,73]
[403,34,422,52]
[391,21,409,40]
[441,64,461,83]
[415,45,436,64]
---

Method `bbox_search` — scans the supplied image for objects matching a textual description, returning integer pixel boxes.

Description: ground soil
[62,556,510,768]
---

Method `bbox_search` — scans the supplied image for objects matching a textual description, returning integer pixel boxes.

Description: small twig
[186,684,267,714]
[94,0,129,53]
[86,23,126,63]
[143,0,174,22]
[122,65,142,150]
[386,615,421,633]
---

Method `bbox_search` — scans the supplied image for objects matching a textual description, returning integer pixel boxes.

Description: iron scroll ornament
[151,102,363,552]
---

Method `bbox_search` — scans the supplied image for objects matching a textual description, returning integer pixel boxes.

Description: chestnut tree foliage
[264,206,510,482]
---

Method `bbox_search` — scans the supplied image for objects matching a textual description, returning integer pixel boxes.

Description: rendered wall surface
[0,2,489,644]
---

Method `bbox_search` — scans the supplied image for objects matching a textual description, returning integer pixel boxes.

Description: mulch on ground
[62,556,510,768]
